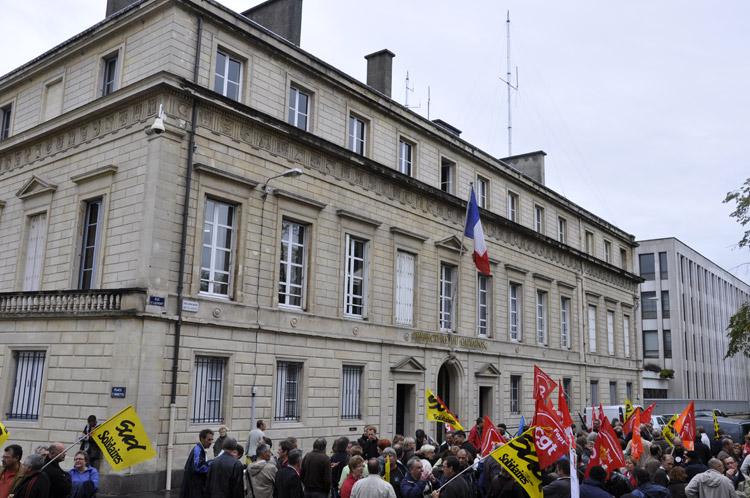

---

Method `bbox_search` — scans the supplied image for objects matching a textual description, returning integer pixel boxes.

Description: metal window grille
[536,290,547,345]
[8,351,46,420]
[344,235,367,317]
[398,140,412,176]
[288,87,310,130]
[607,310,615,355]
[191,356,226,424]
[78,200,102,290]
[439,264,455,331]
[348,116,366,155]
[275,362,301,421]
[560,297,570,348]
[279,220,307,308]
[509,283,520,340]
[200,199,235,296]
[477,275,489,336]
[341,365,362,420]
[395,251,415,326]
[510,375,521,414]
[103,56,118,96]
[214,51,241,101]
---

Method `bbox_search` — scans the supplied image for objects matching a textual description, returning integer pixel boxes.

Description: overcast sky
[3,0,749,284]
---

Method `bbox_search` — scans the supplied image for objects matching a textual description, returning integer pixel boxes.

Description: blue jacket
[633,482,671,498]
[579,478,613,498]
[400,472,427,498]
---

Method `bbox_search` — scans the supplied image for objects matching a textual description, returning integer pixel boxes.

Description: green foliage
[643,363,661,373]
[659,369,674,379]
[725,302,750,359]
[724,177,750,250]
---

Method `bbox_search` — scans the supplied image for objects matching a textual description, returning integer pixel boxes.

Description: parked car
[695,409,728,418]
[694,416,750,443]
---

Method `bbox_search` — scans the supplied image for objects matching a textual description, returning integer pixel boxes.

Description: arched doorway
[436,359,461,441]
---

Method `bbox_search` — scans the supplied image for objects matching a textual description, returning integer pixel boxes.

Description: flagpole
[40,431,93,471]
[451,183,473,328]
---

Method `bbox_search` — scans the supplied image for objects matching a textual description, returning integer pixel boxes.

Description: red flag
[533,399,570,470]
[590,418,626,475]
[533,365,557,401]
[598,403,605,423]
[622,407,641,437]
[546,397,555,413]
[674,401,696,451]
[557,379,573,428]
[640,402,658,424]
[631,426,643,460]
[480,415,506,456]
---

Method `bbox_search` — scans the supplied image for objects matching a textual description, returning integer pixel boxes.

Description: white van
[581,406,666,430]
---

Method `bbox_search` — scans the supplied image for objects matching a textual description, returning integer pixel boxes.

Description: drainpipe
[166,14,203,491]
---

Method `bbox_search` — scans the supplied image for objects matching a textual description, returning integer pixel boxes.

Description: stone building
[0,0,641,492]
[636,237,750,412]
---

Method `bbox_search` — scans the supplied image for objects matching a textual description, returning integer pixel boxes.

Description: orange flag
[631,426,643,460]
[674,401,696,451]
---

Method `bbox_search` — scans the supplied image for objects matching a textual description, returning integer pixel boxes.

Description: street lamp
[261,168,302,199]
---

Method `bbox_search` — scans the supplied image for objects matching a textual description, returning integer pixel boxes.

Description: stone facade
[0,0,641,493]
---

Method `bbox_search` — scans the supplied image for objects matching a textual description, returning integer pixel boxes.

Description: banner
[0,421,9,447]
[585,417,625,477]
[640,402,658,424]
[674,401,695,451]
[631,426,643,460]
[533,400,569,469]
[481,415,506,456]
[663,413,679,446]
[90,405,157,471]
[625,398,635,422]
[489,427,543,498]
[557,380,573,429]
[533,365,556,401]
[425,389,463,430]
[622,407,641,437]
[713,411,720,440]
[383,455,390,482]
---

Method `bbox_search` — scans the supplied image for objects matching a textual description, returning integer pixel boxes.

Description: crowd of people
[179,417,750,498]
[0,415,101,498]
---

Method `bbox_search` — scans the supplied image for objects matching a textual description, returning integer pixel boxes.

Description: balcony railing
[0,288,146,315]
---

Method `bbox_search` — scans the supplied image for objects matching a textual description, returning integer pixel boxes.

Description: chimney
[501,150,547,185]
[243,0,303,46]
[106,0,139,17]
[365,49,395,98]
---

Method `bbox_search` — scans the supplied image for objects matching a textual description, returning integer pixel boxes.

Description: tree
[723,178,750,358]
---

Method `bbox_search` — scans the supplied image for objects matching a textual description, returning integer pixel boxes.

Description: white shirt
[351,474,397,498]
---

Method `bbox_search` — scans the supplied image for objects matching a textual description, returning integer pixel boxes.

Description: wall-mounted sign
[111,387,126,398]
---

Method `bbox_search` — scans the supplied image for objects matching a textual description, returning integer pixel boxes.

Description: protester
[300,438,331,498]
[358,426,379,461]
[340,456,364,498]
[32,447,48,460]
[0,444,25,498]
[400,457,431,498]
[42,442,72,498]
[667,466,688,498]
[11,454,50,498]
[249,443,277,498]
[542,459,572,498]
[205,437,244,498]
[685,458,735,498]
[721,456,744,491]
[246,421,267,463]
[580,465,613,498]
[274,449,303,498]
[79,415,103,470]
[632,467,670,498]
[180,428,214,498]
[214,427,228,458]
[468,418,483,450]
[352,458,396,498]
[68,451,98,498]
[381,447,407,498]
[432,456,469,498]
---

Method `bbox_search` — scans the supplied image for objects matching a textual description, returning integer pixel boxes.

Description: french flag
[464,186,491,276]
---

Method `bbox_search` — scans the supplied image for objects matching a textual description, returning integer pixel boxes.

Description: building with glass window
[636,238,750,410]
[0,0,642,492]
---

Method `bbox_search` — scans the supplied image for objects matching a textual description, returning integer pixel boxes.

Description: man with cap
[580,465,614,498]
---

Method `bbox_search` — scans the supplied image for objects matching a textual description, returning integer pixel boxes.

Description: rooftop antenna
[498,11,519,156]
[427,86,431,119]
[405,71,420,110]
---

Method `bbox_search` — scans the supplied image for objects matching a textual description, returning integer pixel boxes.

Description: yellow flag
[0,421,9,447]
[662,413,679,446]
[625,398,635,421]
[383,455,390,482]
[426,389,463,430]
[91,405,157,471]
[713,411,720,440]
[489,427,543,498]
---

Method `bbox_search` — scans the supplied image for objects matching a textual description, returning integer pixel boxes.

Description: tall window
[534,206,544,233]
[510,375,521,414]
[476,177,488,209]
[440,264,456,331]
[536,290,547,345]
[395,251,415,326]
[641,291,657,319]
[348,116,366,155]
[398,140,413,176]
[588,305,597,353]
[477,274,490,336]
[607,310,615,355]
[659,252,669,279]
[8,351,45,420]
[604,241,612,263]
[558,218,566,244]
[508,193,518,222]
[626,382,633,401]
[341,365,362,420]
[78,200,102,290]
[23,213,47,292]
[664,330,672,359]
[609,381,617,405]
[509,283,521,341]
[643,330,658,358]
[620,248,628,271]
[214,51,241,101]
[661,291,670,319]
[441,159,455,194]
[278,220,307,308]
[0,104,11,140]
[275,361,301,421]
[288,87,310,130]
[639,253,655,280]
[191,356,226,423]
[560,297,571,348]
[585,231,594,255]
[344,235,368,317]
[590,380,599,406]
[623,314,631,357]
[102,54,118,96]
[562,378,572,408]
[201,199,235,297]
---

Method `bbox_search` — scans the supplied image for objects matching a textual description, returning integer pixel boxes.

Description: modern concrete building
[636,238,750,412]
[0,0,641,492]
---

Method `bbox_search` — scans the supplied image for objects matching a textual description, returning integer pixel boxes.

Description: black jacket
[12,472,51,498]
[41,458,71,498]
[206,452,244,498]
[274,465,303,498]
